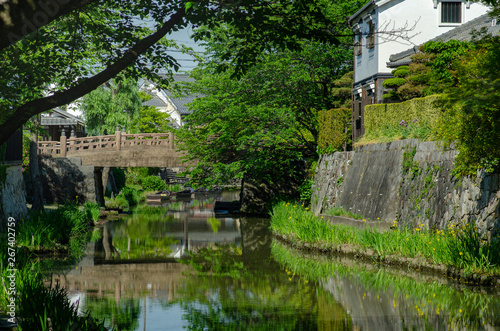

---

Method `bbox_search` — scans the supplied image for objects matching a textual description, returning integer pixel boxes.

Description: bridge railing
[38,131,175,157]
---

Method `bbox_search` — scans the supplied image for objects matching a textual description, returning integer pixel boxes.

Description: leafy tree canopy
[437,36,500,176]
[175,0,361,187]
[0,0,341,145]
[80,77,143,135]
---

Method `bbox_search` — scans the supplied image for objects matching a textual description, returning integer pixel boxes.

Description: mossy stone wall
[312,140,500,238]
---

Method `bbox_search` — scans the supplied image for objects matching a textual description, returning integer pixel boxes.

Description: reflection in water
[272,242,500,331]
[45,193,500,330]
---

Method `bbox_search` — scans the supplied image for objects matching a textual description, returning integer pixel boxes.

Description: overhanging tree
[0,0,340,145]
[175,2,358,189]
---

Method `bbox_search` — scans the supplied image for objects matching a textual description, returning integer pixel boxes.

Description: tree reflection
[83,297,140,331]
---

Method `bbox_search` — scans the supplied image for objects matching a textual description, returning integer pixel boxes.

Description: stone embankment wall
[311,139,500,237]
[40,156,97,204]
[1,164,28,222]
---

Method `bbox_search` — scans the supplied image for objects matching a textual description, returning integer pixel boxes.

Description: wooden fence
[38,131,176,157]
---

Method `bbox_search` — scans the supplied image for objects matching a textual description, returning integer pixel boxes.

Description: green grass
[325,206,363,219]
[271,202,500,276]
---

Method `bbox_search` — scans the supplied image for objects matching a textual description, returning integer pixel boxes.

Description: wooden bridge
[38,131,193,168]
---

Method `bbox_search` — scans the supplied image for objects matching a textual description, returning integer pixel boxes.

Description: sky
[165,26,205,72]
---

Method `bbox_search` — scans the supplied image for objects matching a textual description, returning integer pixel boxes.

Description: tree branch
[0,0,99,50]
[0,7,186,144]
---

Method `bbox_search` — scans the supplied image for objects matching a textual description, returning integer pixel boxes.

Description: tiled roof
[143,74,203,115]
[388,14,500,67]
[41,108,84,126]
[144,95,168,107]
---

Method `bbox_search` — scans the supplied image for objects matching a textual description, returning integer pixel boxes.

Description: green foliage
[118,187,145,208]
[81,77,143,135]
[18,202,92,255]
[142,175,168,191]
[436,36,500,176]
[298,179,314,205]
[446,223,500,271]
[0,0,357,145]
[402,146,418,176]
[361,95,439,143]
[317,107,351,154]
[383,40,473,102]
[392,66,409,78]
[383,77,406,89]
[177,38,354,187]
[272,242,500,329]
[22,131,30,176]
[111,167,126,192]
[84,201,101,223]
[17,278,105,331]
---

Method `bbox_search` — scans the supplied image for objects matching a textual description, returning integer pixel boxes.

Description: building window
[367,21,375,49]
[354,29,362,56]
[441,2,462,23]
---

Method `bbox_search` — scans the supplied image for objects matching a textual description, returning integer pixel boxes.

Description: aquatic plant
[84,201,101,223]
[17,202,92,256]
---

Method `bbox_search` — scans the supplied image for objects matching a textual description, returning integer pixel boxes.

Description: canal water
[45,192,500,330]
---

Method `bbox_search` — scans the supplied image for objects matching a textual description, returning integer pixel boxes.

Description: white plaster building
[349,0,490,139]
[140,74,200,128]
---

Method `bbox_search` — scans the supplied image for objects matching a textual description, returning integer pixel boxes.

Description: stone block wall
[40,156,96,204]
[312,139,500,237]
[1,164,28,223]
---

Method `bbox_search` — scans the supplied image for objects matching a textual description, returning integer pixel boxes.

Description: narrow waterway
[45,192,500,330]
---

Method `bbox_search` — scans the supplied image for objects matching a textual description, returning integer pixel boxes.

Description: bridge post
[94,167,106,207]
[60,134,67,157]
[116,131,121,151]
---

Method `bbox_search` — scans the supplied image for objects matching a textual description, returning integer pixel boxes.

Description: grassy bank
[1,202,106,330]
[270,203,500,277]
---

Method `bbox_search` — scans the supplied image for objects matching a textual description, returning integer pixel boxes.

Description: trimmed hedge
[318,107,351,154]
[364,95,441,134]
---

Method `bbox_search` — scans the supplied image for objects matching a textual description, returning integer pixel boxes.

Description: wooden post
[116,131,121,150]
[169,133,174,149]
[60,135,67,157]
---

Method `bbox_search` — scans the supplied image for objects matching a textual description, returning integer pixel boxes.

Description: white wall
[354,0,489,84]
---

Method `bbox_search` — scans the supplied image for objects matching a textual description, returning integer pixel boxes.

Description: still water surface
[46,192,500,330]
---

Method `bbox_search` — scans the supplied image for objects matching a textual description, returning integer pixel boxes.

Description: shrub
[382,77,406,89]
[142,175,167,191]
[317,107,351,154]
[111,167,126,191]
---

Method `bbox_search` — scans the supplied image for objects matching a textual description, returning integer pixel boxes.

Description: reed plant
[271,202,500,275]
[17,202,92,254]
[84,202,101,223]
